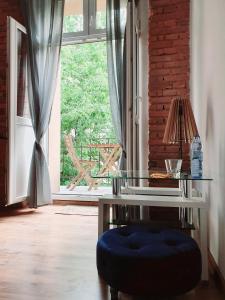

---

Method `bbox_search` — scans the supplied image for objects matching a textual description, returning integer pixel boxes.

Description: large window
[63,0,106,44]
[60,41,116,185]
[60,1,116,187]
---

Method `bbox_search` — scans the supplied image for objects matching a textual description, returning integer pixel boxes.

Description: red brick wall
[0,0,23,205]
[148,0,190,174]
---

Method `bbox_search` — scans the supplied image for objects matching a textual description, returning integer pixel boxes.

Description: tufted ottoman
[97,225,202,299]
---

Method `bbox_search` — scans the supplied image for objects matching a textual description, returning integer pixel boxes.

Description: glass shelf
[91,170,213,181]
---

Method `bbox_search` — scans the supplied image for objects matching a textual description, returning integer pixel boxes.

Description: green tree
[60,42,115,185]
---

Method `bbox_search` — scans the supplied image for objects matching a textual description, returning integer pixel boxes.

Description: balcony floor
[52,185,112,201]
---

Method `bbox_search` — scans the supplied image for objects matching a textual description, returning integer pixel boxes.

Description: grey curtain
[21,0,64,207]
[106,0,128,170]
[107,0,136,224]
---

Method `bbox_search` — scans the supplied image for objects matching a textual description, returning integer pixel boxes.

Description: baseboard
[208,251,225,293]
[0,200,28,210]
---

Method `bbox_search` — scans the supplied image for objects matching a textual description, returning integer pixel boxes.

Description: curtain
[107,0,138,224]
[106,0,128,170]
[21,0,64,207]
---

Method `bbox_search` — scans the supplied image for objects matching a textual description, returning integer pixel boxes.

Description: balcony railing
[60,137,118,187]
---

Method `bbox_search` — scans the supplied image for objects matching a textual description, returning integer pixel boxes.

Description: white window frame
[7,17,35,205]
[63,0,106,45]
[126,0,149,181]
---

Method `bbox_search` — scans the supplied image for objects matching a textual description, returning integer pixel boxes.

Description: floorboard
[0,205,224,300]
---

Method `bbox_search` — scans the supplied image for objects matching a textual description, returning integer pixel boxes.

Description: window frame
[63,0,106,45]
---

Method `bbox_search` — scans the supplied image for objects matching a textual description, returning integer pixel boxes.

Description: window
[95,0,106,30]
[17,28,30,119]
[63,0,106,44]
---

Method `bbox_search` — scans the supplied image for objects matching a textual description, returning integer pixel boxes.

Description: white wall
[137,0,149,175]
[191,0,225,278]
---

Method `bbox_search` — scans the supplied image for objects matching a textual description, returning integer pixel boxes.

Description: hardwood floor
[0,205,224,300]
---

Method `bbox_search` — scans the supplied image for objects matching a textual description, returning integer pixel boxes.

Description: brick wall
[148,0,190,175]
[0,0,23,204]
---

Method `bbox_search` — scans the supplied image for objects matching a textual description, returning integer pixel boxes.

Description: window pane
[96,0,106,30]
[63,0,84,33]
[17,29,30,119]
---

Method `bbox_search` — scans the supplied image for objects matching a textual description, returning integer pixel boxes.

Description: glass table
[92,170,212,196]
[93,171,212,281]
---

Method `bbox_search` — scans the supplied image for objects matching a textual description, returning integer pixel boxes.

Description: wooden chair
[88,144,122,189]
[64,134,98,190]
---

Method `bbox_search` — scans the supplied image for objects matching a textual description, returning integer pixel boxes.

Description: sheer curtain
[106,0,128,170]
[21,0,64,207]
[107,0,141,223]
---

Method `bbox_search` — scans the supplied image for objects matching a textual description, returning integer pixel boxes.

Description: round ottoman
[97,225,202,298]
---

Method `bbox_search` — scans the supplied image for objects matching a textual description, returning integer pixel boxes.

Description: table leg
[98,202,110,238]
[199,207,208,281]
[180,179,194,226]
[191,207,199,240]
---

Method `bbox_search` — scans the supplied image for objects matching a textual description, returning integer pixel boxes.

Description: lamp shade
[163,97,199,144]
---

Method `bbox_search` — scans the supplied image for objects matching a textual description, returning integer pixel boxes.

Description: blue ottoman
[97,225,202,299]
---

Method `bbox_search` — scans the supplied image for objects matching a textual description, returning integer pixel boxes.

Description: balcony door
[8,17,34,205]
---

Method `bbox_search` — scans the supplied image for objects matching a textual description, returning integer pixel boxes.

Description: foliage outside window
[61,1,115,186]
[60,43,115,185]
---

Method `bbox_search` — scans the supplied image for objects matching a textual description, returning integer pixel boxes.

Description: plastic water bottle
[191,136,203,178]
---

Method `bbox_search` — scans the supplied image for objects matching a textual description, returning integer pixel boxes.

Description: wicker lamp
[163,97,199,159]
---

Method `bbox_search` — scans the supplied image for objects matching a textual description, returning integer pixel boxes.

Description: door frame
[7,17,33,205]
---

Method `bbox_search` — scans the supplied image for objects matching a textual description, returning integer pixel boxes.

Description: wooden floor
[0,205,224,300]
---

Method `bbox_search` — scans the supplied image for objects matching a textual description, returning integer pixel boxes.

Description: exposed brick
[150,40,174,49]
[163,60,188,68]
[150,53,189,64]
[149,117,167,125]
[149,0,190,179]
[150,62,164,69]
[151,0,189,7]
[150,47,178,56]
[173,81,186,88]
[150,68,171,76]
[166,33,189,41]
[149,103,170,111]
[0,0,23,204]
[163,74,188,82]
[162,89,177,96]
[150,25,189,36]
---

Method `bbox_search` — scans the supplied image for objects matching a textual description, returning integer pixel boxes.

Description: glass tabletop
[91,170,213,180]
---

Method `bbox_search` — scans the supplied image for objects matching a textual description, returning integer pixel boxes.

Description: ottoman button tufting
[129,243,140,250]
[165,240,177,246]
[97,225,202,299]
